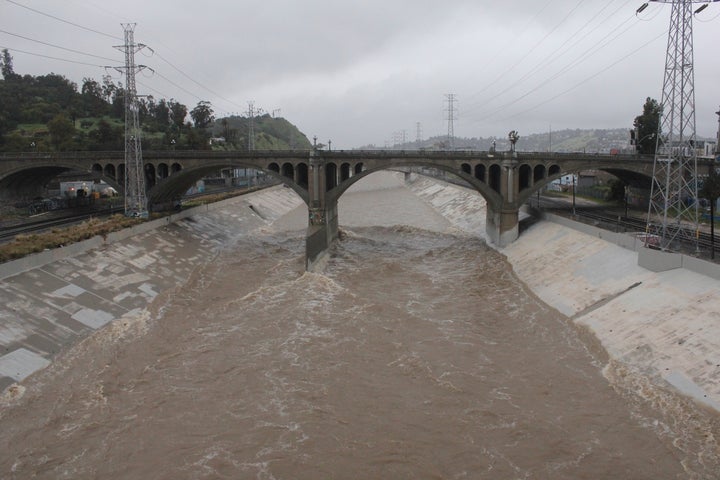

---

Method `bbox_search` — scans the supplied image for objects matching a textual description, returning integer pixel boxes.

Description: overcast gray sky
[3,0,720,148]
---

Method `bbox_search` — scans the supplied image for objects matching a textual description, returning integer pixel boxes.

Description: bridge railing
[0,149,664,164]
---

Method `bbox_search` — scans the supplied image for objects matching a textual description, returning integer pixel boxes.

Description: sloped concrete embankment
[3,172,720,416]
[0,186,304,392]
[406,173,720,413]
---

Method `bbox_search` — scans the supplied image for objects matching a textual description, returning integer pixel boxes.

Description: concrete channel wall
[0,187,303,392]
[537,210,720,281]
[0,198,243,281]
[406,174,720,413]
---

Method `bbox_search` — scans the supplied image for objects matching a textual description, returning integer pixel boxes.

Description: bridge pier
[485,205,519,247]
[305,201,339,271]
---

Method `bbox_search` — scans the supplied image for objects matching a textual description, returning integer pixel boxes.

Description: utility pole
[715,106,720,156]
[444,94,457,150]
[548,124,552,152]
[642,0,713,252]
[114,23,148,217]
[247,101,255,151]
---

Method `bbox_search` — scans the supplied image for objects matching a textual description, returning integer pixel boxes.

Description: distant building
[697,140,716,158]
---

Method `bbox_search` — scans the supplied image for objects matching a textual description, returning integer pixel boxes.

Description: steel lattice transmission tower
[114,24,148,217]
[445,94,457,149]
[644,0,716,250]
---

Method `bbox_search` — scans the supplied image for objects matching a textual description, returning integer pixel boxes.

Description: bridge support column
[306,201,339,271]
[305,152,339,271]
[485,204,519,247]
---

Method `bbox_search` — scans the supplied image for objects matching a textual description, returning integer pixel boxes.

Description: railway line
[0,183,274,244]
[539,196,719,259]
[0,207,124,243]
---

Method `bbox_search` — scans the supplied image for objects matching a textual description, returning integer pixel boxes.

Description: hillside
[0,50,310,153]
[361,128,636,153]
[210,114,312,150]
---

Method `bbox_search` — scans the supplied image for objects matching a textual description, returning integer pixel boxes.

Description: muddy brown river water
[0,177,718,479]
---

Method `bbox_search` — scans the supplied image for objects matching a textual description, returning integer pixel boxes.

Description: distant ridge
[360,128,716,153]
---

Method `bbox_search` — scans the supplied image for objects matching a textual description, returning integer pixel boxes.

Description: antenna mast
[114,23,148,217]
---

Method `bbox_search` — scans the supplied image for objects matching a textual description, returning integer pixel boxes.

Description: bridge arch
[474,164,485,182]
[323,160,503,211]
[515,162,654,206]
[146,159,310,209]
[489,164,501,193]
[104,163,117,180]
[0,161,122,200]
[157,163,169,179]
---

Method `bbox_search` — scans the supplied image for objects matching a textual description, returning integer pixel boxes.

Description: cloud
[3,0,719,148]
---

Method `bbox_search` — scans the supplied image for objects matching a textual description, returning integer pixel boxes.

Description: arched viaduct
[0,150,670,269]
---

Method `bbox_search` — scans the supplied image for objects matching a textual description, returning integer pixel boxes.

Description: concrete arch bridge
[0,150,662,268]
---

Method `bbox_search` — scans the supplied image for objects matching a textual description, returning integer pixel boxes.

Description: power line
[4,0,122,41]
[5,1,244,118]
[151,51,245,112]
[146,69,204,104]
[466,0,589,103]
[466,11,650,124]
[0,29,121,62]
[498,29,667,121]
[0,44,107,68]
[464,0,635,116]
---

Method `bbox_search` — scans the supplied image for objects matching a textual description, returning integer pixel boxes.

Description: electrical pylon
[445,94,457,150]
[114,24,148,217]
[644,0,714,251]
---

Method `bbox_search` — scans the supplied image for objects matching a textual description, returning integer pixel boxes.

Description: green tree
[101,75,117,102]
[700,168,720,259]
[89,118,122,150]
[47,114,76,151]
[190,101,214,129]
[169,99,187,130]
[633,97,661,155]
[81,77,108,117]
[1,49,15,79]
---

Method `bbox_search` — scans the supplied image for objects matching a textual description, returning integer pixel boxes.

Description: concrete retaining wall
[0,186,304,392]
[538,210,720,280]
[407,175,720,413]
[0,195,260,281]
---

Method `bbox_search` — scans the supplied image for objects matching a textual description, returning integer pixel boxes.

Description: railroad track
[0,183,276,244]
[0,207,125,243]
[540,199,719,258]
